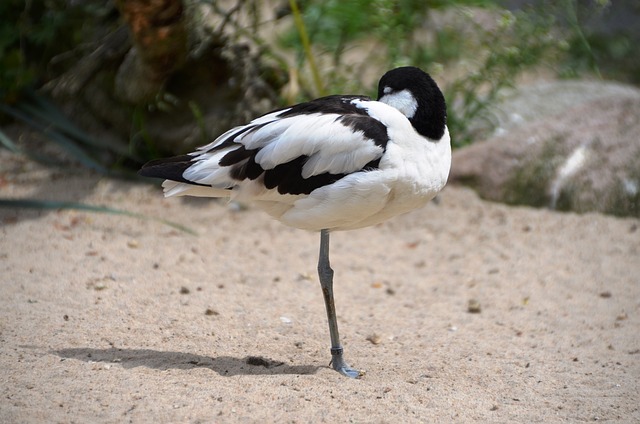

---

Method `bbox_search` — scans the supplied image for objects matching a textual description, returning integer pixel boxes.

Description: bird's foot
[330,347,363,379]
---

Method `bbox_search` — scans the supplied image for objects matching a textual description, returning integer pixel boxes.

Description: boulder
[450,80,640,217]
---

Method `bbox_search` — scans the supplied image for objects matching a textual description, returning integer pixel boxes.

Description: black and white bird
[139,66,451,378]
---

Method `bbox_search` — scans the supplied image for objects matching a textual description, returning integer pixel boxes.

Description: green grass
[282,1,562,146]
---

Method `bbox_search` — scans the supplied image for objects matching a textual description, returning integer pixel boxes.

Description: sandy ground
[1,152,639,423]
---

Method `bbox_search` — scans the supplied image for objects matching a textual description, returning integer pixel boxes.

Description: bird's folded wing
[140,97,391,198]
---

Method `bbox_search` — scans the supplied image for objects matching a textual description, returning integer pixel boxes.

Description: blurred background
[1,0,639,216]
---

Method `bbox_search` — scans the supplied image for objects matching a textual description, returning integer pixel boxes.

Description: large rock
[450,80,640,217]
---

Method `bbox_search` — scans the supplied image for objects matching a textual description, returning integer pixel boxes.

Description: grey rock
[450,80,640,217]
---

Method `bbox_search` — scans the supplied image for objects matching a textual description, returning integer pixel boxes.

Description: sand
[1,151,639,423]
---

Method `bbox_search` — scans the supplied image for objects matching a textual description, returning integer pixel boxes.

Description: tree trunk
[114,0,189,104]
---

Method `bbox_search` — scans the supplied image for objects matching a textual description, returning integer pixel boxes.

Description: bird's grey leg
[317,229,361,378]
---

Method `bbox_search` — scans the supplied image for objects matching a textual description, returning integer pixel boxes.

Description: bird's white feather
[184,108,387,187]
[153,69,451,232]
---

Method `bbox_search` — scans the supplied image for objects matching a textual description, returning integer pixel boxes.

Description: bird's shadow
[52,347,319,377]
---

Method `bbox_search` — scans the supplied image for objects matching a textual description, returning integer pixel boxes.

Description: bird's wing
[142,95,393,196]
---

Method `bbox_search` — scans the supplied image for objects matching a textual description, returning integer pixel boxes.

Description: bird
[139,66,451,378]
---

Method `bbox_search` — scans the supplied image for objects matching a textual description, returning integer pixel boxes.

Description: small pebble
[468,299,482,313]
[366,334,382,345]
[616,313,628,321]
[280,316,292,324]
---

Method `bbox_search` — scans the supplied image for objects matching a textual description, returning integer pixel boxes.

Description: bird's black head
[377,66,447,141]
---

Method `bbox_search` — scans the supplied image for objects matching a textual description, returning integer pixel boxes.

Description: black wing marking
[139,95,390,195]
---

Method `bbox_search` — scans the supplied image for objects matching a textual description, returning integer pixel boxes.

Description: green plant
[0,1,137,174]
[282,1,560,146]
[0,90,137,174]
[279,0,434,97]
[443,8,559,146]
[0,0,113,103]
[558,0,639,84]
